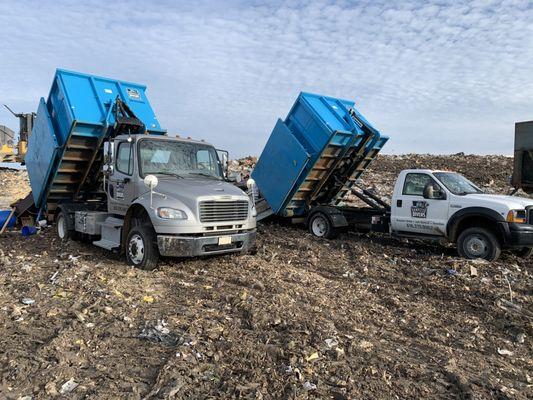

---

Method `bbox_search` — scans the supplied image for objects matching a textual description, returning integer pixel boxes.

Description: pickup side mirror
[423,183,446,200]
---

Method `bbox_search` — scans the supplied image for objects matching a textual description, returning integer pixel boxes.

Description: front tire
[126,225,159,270]
[308,212,338,239]
[457,227,501,261]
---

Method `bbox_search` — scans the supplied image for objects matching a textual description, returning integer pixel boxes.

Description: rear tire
[457,227,501,261]
[308,212,338,239]
[515,247,533,258]
[126,225,159,270]
[56,212,72,241]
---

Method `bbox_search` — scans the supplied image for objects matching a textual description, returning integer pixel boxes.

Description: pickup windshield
[433,172,483,195]
[139,139,222,179]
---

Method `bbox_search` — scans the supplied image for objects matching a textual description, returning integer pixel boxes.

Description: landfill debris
[0,154,531,399]
[497,348,514,356]
[515,333,526,344]
[20,298,35,305]
[469,265,478,277]
[446,268,458,276]
[59,378,78,394]
[303,381,317,391]
[139,319,178,346]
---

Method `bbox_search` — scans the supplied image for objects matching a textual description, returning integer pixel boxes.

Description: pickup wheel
[126,225,159,270]
[56,212,72,241]
[457,227,501,261]
[309,212,338,239]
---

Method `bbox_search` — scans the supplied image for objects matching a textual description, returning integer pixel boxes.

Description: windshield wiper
[188,172,221,180]
[154,172,184,179]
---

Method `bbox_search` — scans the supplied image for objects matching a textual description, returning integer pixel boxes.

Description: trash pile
[0,154,531,399]
[0,167,30,208]
[228,156,256,181]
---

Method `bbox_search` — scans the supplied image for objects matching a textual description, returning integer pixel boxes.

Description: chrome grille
[199,200,249,223]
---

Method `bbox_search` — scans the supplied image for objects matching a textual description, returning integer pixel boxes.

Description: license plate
[218,236,232,245]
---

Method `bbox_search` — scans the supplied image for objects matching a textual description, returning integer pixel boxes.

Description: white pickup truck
[306,169,533,261]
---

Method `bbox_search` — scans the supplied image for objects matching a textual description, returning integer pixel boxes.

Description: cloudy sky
[0,0,532,157]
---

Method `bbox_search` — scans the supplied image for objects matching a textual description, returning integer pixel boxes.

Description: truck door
[391,172,449,236]
[108,140,136,214]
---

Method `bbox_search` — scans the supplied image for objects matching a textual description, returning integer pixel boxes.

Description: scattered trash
[306,352,319,362]
[325,338,339,348]
[59,378,78,394]
[21,226,37,236]
[515,333,526,344]
[469,265,478,277]
[49,270,59,284]
[497,348,514,356]
[446,269,458,276]
[303,381,317,391]
[20,298,35,305]
[142,295,155,303]
[139,319,178,346]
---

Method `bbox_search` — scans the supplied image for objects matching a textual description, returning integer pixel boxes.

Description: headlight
[157,207,188,220]
[506,209,527,224]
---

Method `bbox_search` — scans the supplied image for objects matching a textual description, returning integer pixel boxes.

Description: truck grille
[199,200,249,223]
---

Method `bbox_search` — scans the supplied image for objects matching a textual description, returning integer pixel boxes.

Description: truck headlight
[157,207,188,220]
[506,210,527,224]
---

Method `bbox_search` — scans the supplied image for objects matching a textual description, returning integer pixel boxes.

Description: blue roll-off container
[252,92,388,217]
[26,69,166,208]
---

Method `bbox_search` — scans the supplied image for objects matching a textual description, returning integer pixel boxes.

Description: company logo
[411,201,428,218]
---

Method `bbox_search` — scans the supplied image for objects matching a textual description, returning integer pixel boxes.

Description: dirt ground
[0,155,531,399]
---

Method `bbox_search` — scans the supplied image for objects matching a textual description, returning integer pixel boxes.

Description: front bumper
[157,230,256,257]
[500,222,533,247]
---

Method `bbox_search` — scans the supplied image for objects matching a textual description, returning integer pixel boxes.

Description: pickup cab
[389,169,533,260]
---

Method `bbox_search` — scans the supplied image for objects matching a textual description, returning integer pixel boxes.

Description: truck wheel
[56,212,72,241]
[126,225,159,270]
[515,247,533,258]
[457,227,501,261]
[309,212,338,239]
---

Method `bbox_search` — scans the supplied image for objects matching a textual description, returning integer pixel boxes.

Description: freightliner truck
[252,92,533,261]
[26,69,256,269]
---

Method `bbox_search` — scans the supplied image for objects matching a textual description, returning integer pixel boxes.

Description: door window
[403,173,445,199]
[403,173,433,196]
[116,142,133,175]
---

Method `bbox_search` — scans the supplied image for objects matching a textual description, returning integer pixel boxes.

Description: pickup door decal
[411,201,428,218]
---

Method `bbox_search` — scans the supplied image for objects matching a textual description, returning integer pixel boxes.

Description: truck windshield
[139,139,222,179]
[433,172,483,195]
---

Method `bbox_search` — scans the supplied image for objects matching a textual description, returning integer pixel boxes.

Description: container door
[252,119,310,214]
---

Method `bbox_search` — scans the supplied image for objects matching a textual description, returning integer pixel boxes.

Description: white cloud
[0,0,531,156]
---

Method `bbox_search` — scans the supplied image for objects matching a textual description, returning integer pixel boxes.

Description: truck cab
[55,133,256,270]
[390,169,533,260]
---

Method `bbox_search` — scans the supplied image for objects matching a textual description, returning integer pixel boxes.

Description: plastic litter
[59,378,78,394]
[139,319,178,346]
[21,226,37,236]
[20,298,35,305]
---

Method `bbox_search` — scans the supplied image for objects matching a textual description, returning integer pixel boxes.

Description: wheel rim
[464,234,489,258]
[311,216,328,237]
[128,234,145,264]
[57,215,66,239]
